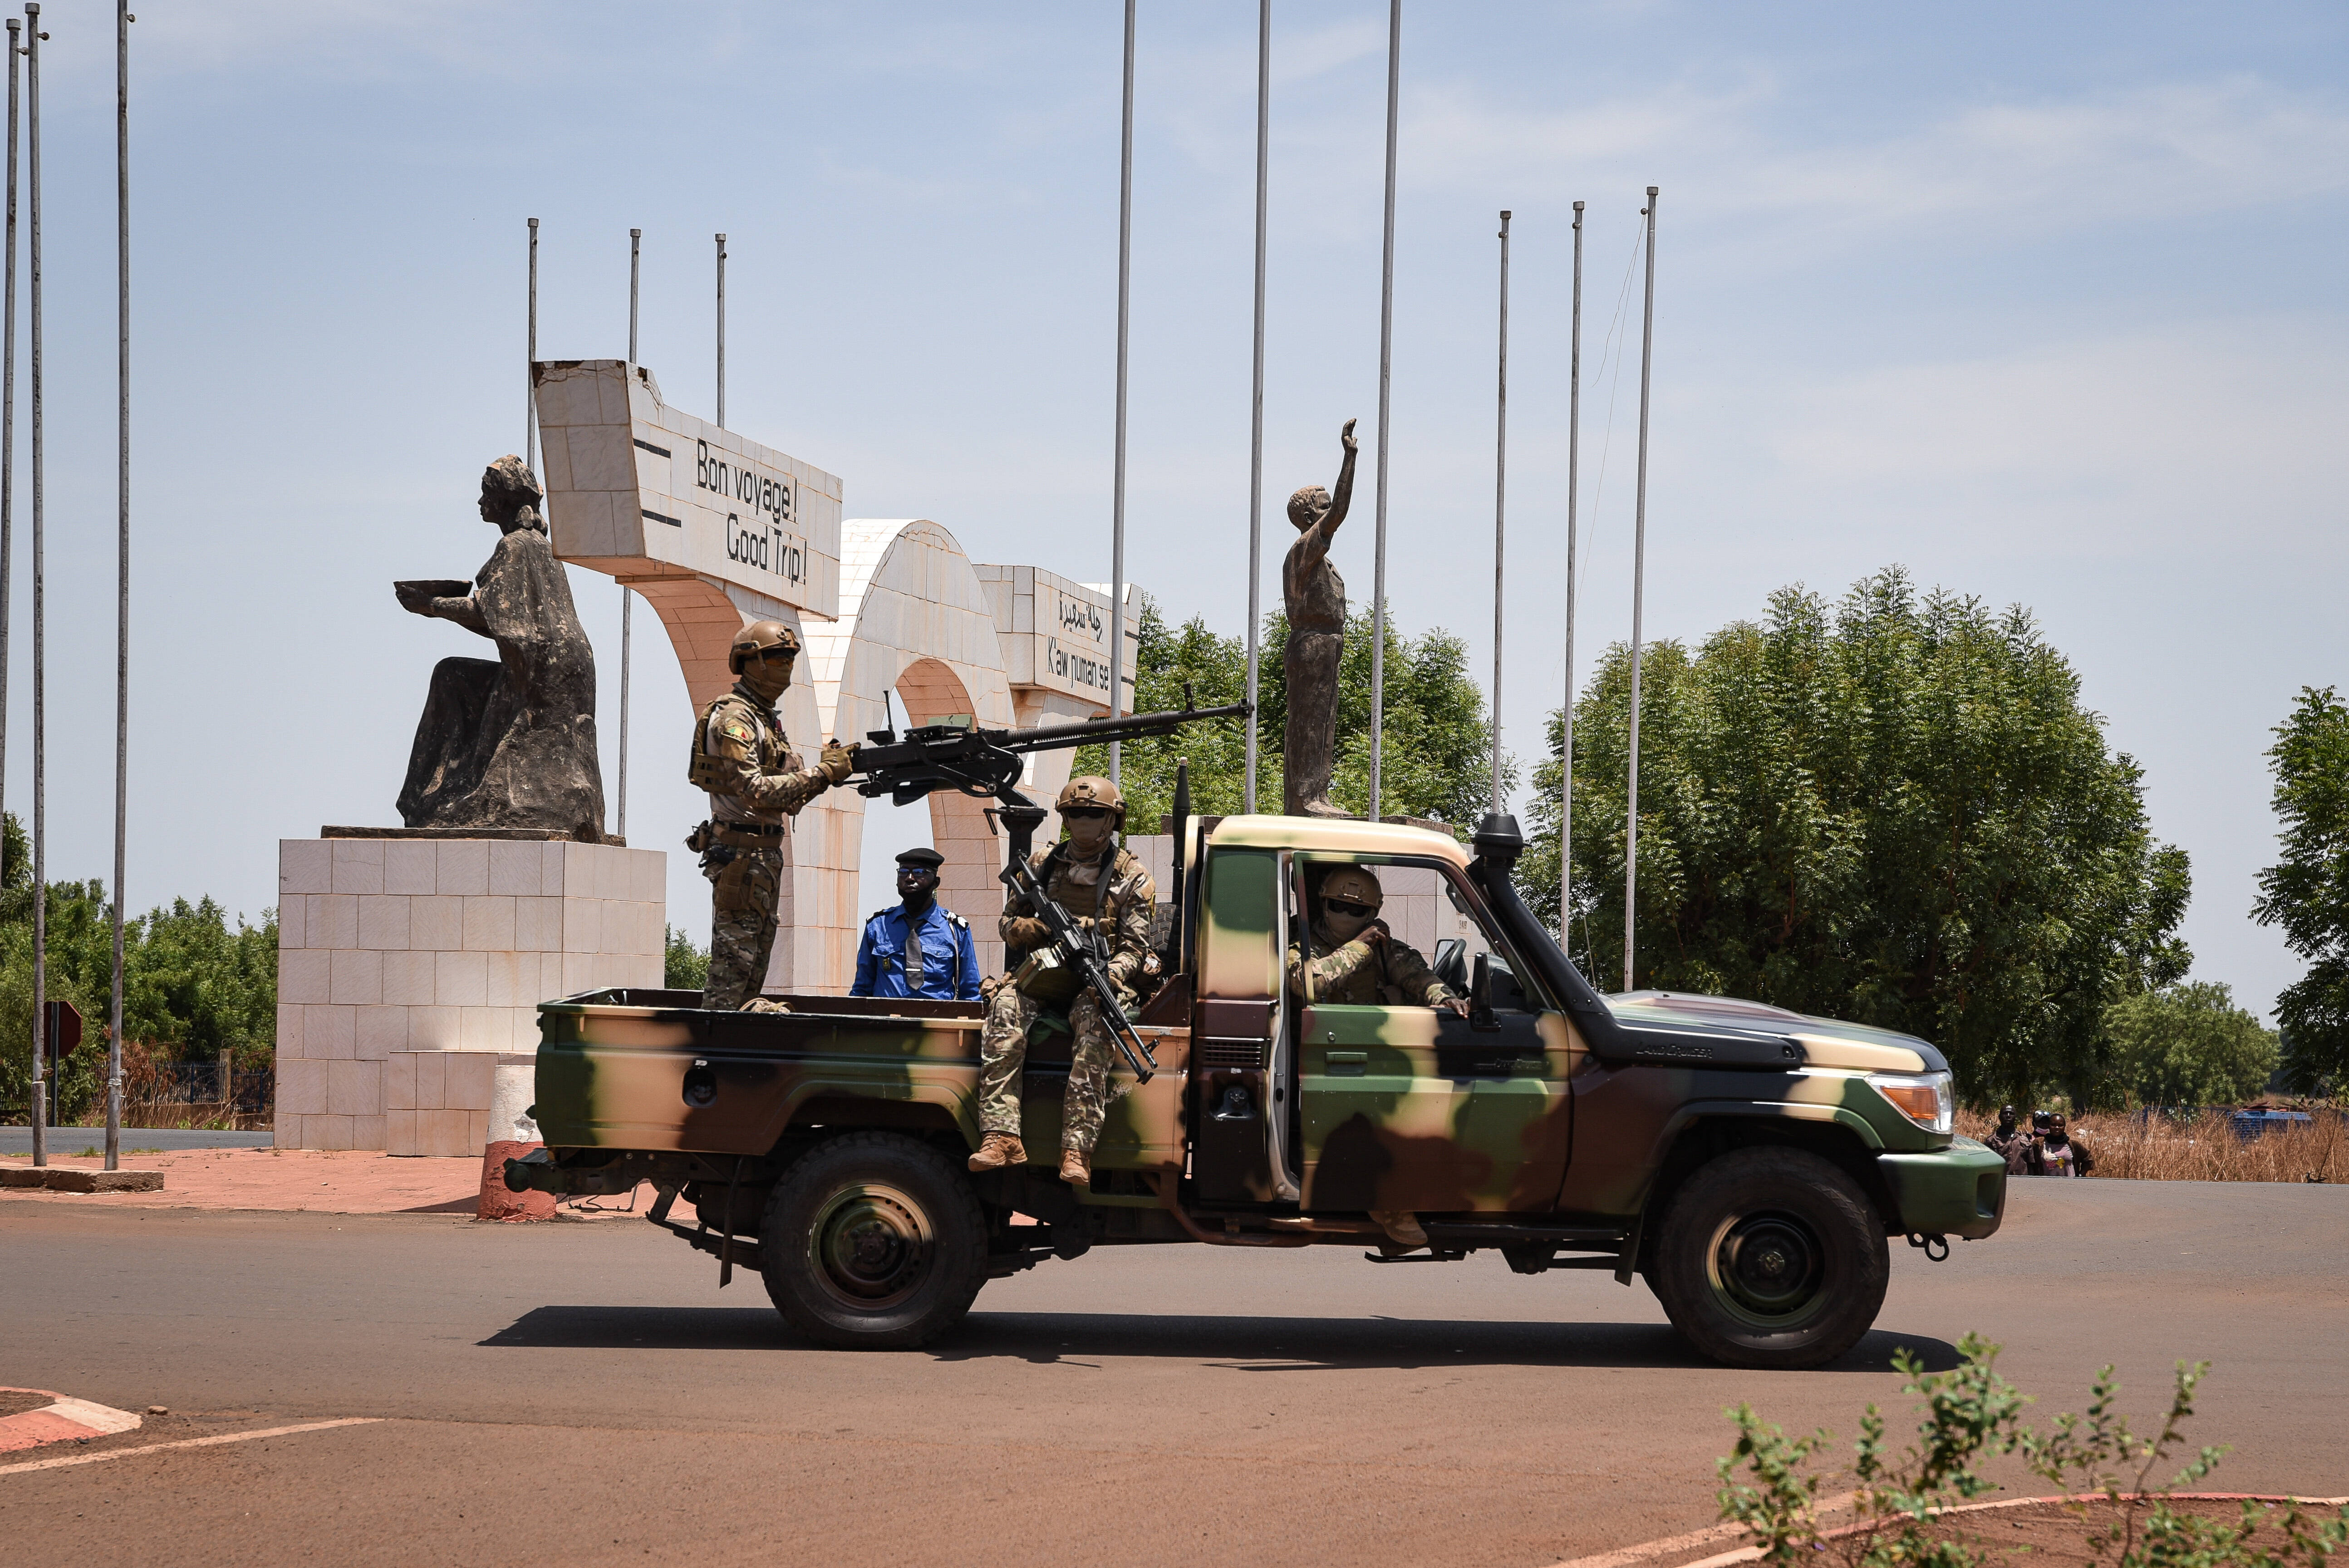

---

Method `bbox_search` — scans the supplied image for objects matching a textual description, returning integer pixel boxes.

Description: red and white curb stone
[0,1387,143,1454]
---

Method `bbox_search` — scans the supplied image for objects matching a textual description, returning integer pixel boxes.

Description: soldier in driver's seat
[1284,865,1468,1250]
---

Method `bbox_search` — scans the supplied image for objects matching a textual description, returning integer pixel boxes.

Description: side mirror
[1468,954,1500,1033]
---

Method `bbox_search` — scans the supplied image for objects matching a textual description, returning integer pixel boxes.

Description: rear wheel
[1649,1145,1887,1369]
[759,1132,988,1349]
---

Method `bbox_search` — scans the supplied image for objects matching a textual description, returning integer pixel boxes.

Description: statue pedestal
[274,832,665,1154]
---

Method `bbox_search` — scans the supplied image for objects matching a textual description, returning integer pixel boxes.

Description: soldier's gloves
[1002,917,1050,949]
[816,740,857,784]
[978,975,1003,1003]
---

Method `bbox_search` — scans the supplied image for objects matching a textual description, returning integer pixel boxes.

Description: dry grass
[1956,1106,2347,1184]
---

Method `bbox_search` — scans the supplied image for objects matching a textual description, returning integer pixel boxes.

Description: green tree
[2104,982,2279,1107]
[1521,570,2191,1107]
[665,925,711,992]
[1075,594,1511,836]
[2251,686,2349,1094]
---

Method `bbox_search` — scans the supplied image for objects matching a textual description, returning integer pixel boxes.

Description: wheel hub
[1713,1212,1824,1321]
[809,1184,933,1307]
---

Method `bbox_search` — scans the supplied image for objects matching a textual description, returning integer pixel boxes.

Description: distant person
[851,848,981,1002]
[2043,1111,2092,1177]
[1985,1105,2032,1175]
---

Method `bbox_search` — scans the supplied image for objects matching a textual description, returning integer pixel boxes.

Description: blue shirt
[851,901,982,1001]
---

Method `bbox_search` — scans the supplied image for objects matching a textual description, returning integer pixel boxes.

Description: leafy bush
[1718,1333,2347,1568]
[2106,984,2280,1108]
[665,925,710,992]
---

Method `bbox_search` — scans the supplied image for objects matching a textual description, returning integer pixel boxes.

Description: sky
[2,1,2342,1015]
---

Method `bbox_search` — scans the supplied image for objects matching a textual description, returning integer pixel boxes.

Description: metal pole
[107,0,128,1170]
[1489,210,1509,814]
[3,15,17,1155]
[714,233,726,428]
[1623,186,1657,993]
[1242,0,1268,814]
[1368,0,1399,820]
[619,228,639,842]
[1108,0,1134,775]
[525,217,537,470]
[1562,199,1582,943]
[25,0,41,1160]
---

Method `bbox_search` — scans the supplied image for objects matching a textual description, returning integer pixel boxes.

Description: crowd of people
[1985,1105,2095,1176]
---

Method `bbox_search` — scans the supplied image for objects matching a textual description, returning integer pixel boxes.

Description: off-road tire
[759,1132,988,1349]
[1649,1145,1888,1370]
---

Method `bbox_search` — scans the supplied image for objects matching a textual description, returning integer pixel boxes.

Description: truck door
[1188,845,1300,1204]
[1292,854,1577,1216]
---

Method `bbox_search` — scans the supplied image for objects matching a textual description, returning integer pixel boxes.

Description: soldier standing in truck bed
[687,620,854,1010]
[968,776,1157,1188]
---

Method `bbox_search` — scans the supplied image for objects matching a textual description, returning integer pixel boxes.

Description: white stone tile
[514,897,557,954]
[384,1051,417,1112]
[462,896,518,953]
[311,1114,355,1152]
[277,895,311,949]
[541,841,567,896]
[436,950,489,1008]
[356,895,411,951]
[311,895,358,951]
[483,951,522,1009]
[563,899,602,954]
[355,1006,407,1061]
[383,841,437,895]
[305,1004,356,1060]
[279,1057,329,1119]
[386,1108,419,1155]
[327,1059,383,1116]
[409,894,464,952]
[422,1107,472,1157]
[281,840,334,898]
[280,949,329,1006]
[409,1006,459,1052]
[457,1007,500,1051]
[329,949,383,1005]
[352,1113,387,1153]
[275,1003,305,1057]
[382,949,436,1006]
[488,841,542,896]
[330,839,385,895]
[445,1051,497,1109]
[437,840,489,895]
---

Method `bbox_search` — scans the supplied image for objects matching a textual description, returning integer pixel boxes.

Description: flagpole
[525,218,537,469]
[618,227,639,843]
[106,0,130,1170]
[1622,187,1657,993]
[1368,0,1400,820]
[25,0,44,1160]
[1561,199,1583,946]
[1242,0,1269,814]
[1489,210,1509,813]
[1108,0,1135,773]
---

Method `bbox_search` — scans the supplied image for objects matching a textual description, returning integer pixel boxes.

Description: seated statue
[393,457,606,841]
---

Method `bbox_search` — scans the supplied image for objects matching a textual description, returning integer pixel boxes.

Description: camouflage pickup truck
[507,808,2005,1370]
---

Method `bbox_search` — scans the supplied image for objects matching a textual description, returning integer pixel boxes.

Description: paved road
[0,1127,273,1154]
[1,1179,2343,1567]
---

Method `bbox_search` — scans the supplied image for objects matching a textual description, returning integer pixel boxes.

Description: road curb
[0,1388,143,1454]
[0,1169,165,1192]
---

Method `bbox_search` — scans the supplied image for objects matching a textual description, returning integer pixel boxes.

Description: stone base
[2,1169,167,1192]
[277,835,665,1152]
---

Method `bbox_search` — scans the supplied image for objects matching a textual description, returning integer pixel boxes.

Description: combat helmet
[729,619,802,675]
[1056,775,1125,830]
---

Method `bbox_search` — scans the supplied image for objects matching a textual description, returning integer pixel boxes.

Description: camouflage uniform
[690,685,832,1010]
[1286,922,1457,1006]
[977,841,1157,1155]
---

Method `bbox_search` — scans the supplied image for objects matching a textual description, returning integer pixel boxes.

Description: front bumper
[1876,1137,2006,1240]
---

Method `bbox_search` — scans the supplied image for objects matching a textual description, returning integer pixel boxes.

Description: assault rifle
[843,694,1250,1084]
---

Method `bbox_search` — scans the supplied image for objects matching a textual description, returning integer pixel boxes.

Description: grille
[1197,1041,1266,1070]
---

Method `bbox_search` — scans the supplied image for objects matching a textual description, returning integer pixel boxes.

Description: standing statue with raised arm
[1281,418,1358,818]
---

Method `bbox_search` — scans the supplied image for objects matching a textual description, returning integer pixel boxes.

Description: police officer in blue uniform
[850,847,982,1001]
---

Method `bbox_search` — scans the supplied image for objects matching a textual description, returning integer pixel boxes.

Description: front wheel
[1649,1145,1888,1370]
[759,1132,988,1349]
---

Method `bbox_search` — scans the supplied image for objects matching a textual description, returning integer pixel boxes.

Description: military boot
[968,1133,1026,1173]
[1059,1147,1091,1187]
[1370,1209,1428,1248]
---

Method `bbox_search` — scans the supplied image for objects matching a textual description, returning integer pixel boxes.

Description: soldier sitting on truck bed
[968,776,1159,1188]
[1285,865,1469,1249]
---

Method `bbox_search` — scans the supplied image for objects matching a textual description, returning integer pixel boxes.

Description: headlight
[1867,1070,1952,1134]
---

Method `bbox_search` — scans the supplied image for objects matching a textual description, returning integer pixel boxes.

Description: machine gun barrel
[847,699,1251,806]
[999,699,1251,755]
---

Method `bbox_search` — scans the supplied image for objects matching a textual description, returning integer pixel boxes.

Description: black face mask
[898,872,937,911]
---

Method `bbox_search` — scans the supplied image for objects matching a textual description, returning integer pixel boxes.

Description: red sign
[43,999,81,1067]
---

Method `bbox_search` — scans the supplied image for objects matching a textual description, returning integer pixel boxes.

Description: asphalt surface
[2,1179,2344,1568]
[0,1127,274,1154]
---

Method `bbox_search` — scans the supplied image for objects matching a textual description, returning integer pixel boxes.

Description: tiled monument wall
[275,837,664,1153]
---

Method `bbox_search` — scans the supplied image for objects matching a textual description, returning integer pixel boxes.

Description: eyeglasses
[1324,899,1378,919]
[1061,806,1110,821]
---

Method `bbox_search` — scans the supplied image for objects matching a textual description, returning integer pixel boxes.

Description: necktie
[903,911,926,993]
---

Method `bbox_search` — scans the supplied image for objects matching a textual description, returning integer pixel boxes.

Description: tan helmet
[1057,775,1125,828]
[728,619,802,675]
[1321,866,1384,911]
